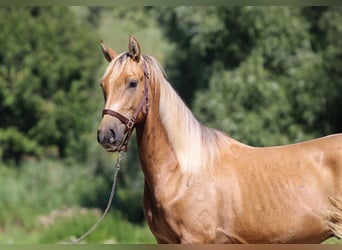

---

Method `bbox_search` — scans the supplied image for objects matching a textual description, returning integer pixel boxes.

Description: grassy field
[0,159,155,244]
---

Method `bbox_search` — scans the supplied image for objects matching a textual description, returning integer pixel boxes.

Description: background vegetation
[0,6,341,243]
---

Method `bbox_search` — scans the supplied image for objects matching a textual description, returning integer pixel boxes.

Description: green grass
[38,208,155,244]
[323,237,342,244]
[0,159,155,244]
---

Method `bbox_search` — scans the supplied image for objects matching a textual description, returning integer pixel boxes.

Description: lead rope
[72,151,125,244]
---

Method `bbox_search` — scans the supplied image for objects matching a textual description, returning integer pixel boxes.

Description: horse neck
[135,80,181,191]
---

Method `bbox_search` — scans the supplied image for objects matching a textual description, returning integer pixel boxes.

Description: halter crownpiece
[102,60,150,152]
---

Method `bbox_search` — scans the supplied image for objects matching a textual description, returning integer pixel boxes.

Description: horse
[97,35,342,243]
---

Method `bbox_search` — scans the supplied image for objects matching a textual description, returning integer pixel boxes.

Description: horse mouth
[97,129,122,152]
[100,143,118,152]
[106,147,118,153]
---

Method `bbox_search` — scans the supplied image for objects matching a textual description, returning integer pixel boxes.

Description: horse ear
[100,40,117,62]
[128,35,141,63]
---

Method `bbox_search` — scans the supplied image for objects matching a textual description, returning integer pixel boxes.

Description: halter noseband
[102,61,150,152]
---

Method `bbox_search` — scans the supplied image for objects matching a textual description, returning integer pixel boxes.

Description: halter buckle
[127,118,135,129]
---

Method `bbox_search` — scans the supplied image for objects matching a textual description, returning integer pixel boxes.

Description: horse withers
[97,35,342,243]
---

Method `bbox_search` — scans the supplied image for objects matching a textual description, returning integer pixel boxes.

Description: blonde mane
[144,56,229,174]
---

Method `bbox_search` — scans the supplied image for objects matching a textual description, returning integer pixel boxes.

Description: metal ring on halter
[126,118,135,130]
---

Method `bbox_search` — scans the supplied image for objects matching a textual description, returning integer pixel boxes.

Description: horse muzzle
[97,118,126,152]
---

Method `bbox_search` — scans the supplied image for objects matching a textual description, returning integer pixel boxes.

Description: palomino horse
[97,35,342,243]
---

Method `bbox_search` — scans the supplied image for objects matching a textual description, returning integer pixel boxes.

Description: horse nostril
[97,129,104,143]
[109,129,116,144]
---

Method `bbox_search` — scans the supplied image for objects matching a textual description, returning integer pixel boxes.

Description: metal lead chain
[72,151,124,244]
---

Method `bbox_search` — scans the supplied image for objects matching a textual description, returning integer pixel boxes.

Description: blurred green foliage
[156,6,342,146]
[38,208,155,243]
[0,7,101,163]
[0,159,154,243]
[0,6,341,243]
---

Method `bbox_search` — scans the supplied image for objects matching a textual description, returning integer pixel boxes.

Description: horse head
[97,35,149,152]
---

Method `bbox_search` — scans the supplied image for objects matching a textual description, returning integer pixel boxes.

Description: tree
[0,7,101,164]
[157,7,342,146]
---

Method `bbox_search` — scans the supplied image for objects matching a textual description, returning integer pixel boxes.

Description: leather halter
[102,60,150,152]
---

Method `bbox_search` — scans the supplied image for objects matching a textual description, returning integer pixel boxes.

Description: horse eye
[128,80,138,88]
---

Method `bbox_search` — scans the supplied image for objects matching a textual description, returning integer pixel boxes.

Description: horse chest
[143,187,182,243]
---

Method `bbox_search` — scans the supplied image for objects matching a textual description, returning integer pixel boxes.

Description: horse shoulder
[142,180,182,243]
